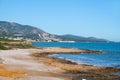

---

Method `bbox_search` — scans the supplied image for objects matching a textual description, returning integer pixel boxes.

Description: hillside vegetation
[0,38,35,50]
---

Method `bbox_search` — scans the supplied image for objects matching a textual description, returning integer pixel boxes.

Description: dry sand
[0,49,65,80]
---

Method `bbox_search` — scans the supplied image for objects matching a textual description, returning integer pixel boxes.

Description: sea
[32,42,120,68]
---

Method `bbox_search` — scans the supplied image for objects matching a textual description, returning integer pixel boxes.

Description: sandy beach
[0,48,120,80]
[0,49,65,80]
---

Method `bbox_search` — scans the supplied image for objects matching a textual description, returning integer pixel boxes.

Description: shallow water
[32,42,120,68]
[115,72,120,76]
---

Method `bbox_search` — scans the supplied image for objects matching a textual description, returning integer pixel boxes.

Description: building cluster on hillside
[41,33,61,42]
[0,33,36,42]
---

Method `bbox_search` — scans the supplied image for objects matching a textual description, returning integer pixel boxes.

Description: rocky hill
[0,21,109,42]
[0,21,62,41]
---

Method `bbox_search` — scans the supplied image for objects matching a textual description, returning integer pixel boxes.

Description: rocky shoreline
[30,48,120,80]
[0,48,120,80]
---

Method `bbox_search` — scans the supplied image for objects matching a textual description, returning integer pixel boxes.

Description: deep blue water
[32,42,120,68]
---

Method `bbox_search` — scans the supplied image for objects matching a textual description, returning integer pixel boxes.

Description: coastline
[30,48,120,80]
[0,48,120,80]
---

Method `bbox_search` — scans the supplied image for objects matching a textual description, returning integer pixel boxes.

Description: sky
[0,0,120,41]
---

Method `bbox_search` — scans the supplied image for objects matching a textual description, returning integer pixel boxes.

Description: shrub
[0,44,7,50]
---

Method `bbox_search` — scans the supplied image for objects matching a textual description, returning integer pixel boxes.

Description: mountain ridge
[0,21,62,41]
[0,21,110,42]
[60,34,109,42]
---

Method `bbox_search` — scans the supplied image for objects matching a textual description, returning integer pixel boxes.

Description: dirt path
[0,49,64,80]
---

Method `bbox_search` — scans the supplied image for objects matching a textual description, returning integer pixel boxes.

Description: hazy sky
[0,0,120,41]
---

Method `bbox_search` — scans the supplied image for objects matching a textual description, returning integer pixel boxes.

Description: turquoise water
[32,42,120,68]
